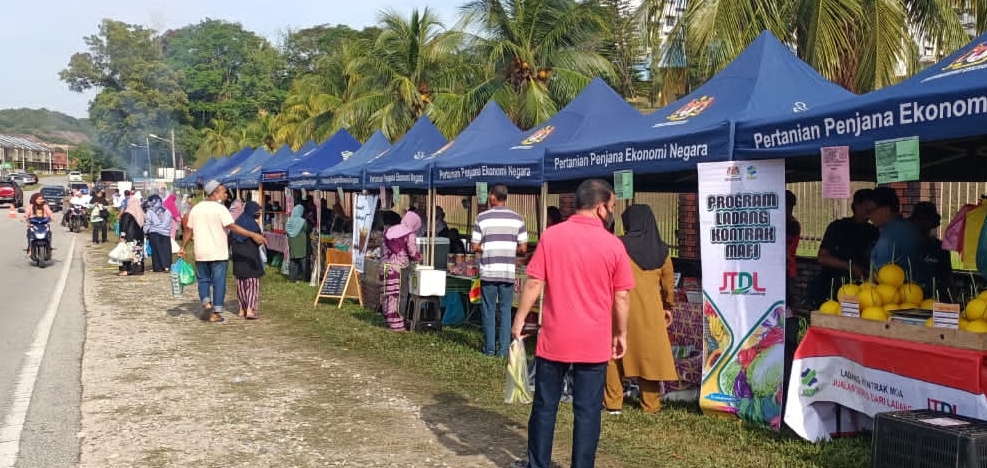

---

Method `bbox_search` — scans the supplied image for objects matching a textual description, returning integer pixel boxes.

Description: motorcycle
[67,205,85,233]
[29,217,52,268]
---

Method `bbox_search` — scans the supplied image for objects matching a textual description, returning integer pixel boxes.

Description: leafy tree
[281,24,382,79]
[197,119,240,161]
[599,0,646,98]
[69,142,117,174]
[162,19,288,128]
[59,20,190,159]
[453,0,616,130]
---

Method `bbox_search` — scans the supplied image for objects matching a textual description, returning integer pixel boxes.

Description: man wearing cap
[179,180,266,323]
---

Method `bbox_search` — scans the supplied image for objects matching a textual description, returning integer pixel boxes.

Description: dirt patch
[78,246,530,467]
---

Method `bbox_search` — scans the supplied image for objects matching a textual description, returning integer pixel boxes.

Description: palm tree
[273,76,343,149]
[197,119,239,160]
[638,0,969,94]
[238,110,279,151]
[337,8,469,140]
[452,0,616,130]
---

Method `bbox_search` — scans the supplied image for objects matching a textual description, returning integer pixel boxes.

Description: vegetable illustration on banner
[697,160,786,431]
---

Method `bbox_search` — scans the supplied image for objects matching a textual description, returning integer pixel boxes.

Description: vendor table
[786,326,987,442]
[264,232,288,254]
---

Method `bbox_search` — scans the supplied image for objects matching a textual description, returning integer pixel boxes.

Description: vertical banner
[698,160,786,430]
[351,193,378,273]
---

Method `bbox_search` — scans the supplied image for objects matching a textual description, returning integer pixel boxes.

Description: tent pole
[429,188,437,267]
[314,188,322,280]
[538,182,548,326]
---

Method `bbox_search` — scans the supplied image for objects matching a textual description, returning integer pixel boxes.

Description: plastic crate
[872,410,987,468]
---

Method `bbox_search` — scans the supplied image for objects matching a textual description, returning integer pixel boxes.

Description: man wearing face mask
[511,179,633,468]
[472,183,528,357]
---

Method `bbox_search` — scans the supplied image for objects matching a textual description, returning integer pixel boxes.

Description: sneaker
[606,409,622,415]
[512,460,528,468]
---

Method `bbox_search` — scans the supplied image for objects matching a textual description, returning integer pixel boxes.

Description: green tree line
[59,0,983,168]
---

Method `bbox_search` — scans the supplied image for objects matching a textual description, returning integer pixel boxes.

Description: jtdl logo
[928,398,958,414]
[801,368,820,397]
[719,272,767,295]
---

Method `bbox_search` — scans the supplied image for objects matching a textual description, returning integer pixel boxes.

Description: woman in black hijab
[604,204,678,414]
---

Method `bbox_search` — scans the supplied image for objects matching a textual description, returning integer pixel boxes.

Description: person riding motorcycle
[64,190,90,230]
[25,193,53,255]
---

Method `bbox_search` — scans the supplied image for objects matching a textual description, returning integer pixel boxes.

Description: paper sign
[838,295,860,318]
[614,170,634,200]
[337,187,344,204]
[476,182,488,203]
[875,136,920,184]
[392,185,400,207]
[820,146,850,199]
[932,302,960,329]
[379,186,389,209]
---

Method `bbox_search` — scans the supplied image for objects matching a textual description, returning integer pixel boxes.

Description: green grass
[252,269,871,468]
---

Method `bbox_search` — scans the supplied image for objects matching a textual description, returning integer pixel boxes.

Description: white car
[68,171,83,182]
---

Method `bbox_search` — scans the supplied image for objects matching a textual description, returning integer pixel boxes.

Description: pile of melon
[817,263,987,333]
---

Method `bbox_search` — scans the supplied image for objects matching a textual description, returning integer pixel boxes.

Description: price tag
[838,295,860,318]
[932,302,960,329]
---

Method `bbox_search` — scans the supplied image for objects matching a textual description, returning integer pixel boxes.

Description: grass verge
[255,268,869,468]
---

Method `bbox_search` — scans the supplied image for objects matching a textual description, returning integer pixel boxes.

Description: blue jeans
[527,358,608,468]
[481,281,513,356]
[196,260,229,313]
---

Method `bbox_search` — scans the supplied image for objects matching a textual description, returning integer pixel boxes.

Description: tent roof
[285,129,362,188]
[185,146,253,186]
[545,31,855,181]
[215,146,272,185]
[231,145,289,188]
[365,115,448,189]
[434,77,640,188]
[734,30,987,181]
[314,131,391,190]
[427,101,522,187]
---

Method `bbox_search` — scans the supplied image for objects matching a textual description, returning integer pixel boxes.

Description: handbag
[109,241,133,262]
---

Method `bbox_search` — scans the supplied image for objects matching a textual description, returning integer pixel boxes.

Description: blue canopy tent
[735,30,987,182]
[433,77,640,190]
[365,115,448,190]
[257,143,322,186]
[231,144,292,189]
[286,129,362,189]
[315,131,392,191]
[427,101,522,193]
[297,139,318,155]
[175,156,221,188]
[180,146,253,188]
[544,31,855,190]
[215,146,272,188]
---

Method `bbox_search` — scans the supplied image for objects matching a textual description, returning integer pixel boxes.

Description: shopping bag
[108,241,132,262]
[504,338,533,404]
[468,278,482,304]
[145,242,152,257]
[258,246,267,264]
[169,263,183,297]
[176,258,196,286]
[170,238,181,252]
[113,220,120,236]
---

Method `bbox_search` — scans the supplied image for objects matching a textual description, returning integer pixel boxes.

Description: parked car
[68,171,83,182]
[9,170,38,185]
[40,185,66,212]
[0,181,23,208]
[5,173,33,186]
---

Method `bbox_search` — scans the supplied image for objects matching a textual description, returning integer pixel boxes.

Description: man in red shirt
[512,179,634,468]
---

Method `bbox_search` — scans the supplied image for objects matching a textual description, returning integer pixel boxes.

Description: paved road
[0,176,85,468]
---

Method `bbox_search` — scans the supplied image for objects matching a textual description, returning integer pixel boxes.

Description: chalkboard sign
[314,263,362,308]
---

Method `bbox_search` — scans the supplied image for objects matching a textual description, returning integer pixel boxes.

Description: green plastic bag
[176,258,196,286]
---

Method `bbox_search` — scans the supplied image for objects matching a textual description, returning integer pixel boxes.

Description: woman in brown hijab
[603,204,678,414]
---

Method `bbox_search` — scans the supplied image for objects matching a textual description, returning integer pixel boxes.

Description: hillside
[0,108,93,145]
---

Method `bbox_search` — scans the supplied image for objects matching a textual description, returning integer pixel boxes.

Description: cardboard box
[811,311,987,351]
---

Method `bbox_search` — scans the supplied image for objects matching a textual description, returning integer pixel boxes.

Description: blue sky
[0,0,465,118]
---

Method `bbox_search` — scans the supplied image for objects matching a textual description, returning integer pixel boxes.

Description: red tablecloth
[785,326,987,441]
[264,232,288,254]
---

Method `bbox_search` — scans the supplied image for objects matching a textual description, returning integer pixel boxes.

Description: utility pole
[170,129,177,181]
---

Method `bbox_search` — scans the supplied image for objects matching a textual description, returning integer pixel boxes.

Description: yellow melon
[859,288,884,309]
[883,303,900,312]
[838,283,860,299]
[861,306,889,322]
[819,300,841,315]
[965,298,987,320]
[900,302,919,310]
[979,291,987,300]
[859,281,877,291]
[961,319,987,333]
[925,317,935,327]
[877,264,906,288]
[898,283,924,305]
[875,284,901,305]
[920,299,935,310]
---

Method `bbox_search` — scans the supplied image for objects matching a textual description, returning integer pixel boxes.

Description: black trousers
[147,232,172,272]
[91,221,107,243]
[288,257,309,282]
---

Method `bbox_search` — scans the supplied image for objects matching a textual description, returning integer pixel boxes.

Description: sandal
[244,312,259,320]
[207,312,224,323]
[238,309,246,318]
[117,271,129,276]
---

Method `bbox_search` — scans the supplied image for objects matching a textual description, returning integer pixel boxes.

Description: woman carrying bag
[230,201,265,320]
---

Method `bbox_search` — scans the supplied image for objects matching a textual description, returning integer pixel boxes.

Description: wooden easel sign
[314,263,363,308]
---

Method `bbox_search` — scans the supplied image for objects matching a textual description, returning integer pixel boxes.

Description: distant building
[0,135,53,173]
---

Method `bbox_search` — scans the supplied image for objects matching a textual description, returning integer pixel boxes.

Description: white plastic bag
[505,338,533,404]
[109,241,132,262]
[258,245,267,264]
[170,238,181,253]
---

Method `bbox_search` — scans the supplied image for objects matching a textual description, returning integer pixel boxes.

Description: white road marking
[0,236,76,467]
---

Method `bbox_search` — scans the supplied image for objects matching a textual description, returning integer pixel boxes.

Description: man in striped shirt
[472,184,528,356]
